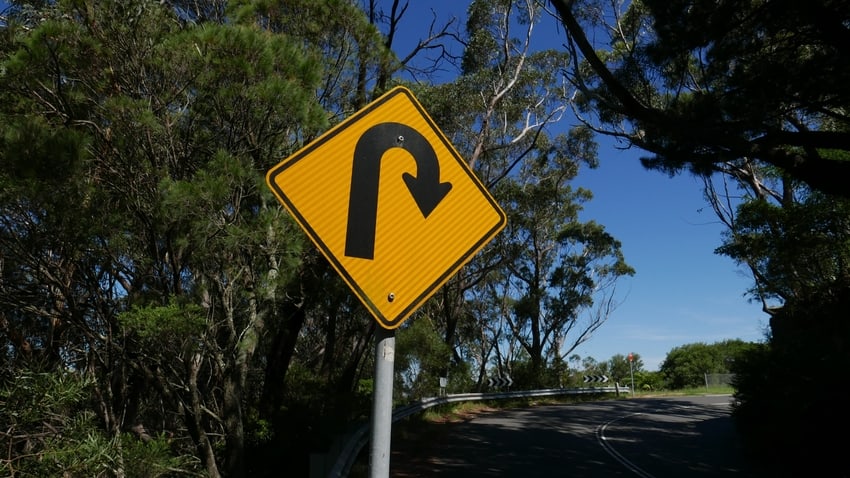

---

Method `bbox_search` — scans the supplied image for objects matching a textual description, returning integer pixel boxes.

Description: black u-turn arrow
[345,122,452,260]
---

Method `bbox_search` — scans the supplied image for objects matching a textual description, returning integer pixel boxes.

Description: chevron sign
[583,375,609,383]
[488,376,513,388]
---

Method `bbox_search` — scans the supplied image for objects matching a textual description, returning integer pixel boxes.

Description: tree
[607,352,642,385]
[0,1,331,476]
[579,354,609,380]
[549,1,849,470]
[715,192,850,308]
[493,154,633,387]
[661,343,715,389]
[401,0,634,391]
[548,0,850,199]
[660,340,751,389]
[726,194,850,474]
[547,0,850,315]
[395,316,454,398]
[409,0,579,385]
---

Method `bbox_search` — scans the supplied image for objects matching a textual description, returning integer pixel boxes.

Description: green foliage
[30,422,201,478]
[508,355,561,389]
[607,353,642,384]
[0,115,89,189]
[0,370,200,477]
[121,434,203,478]
[24,412,113,478]
[258,360,371,476]
[396,317,453,399]
[660,339,756,389]
[118,300,206,344]
[1,0,334,476]
[0,370,91,433]
[632,370,663,391]
[559,0,850,196]
[462,0,503,74]
[244,407,275,448]
[356,377,374,398]
[716,192,850,303]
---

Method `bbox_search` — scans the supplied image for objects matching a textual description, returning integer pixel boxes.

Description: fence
[704,373,735,389]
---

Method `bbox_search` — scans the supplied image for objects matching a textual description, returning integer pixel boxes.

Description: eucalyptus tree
[371,0,635,389]
[409,0,575,383]
[492,149,633,387]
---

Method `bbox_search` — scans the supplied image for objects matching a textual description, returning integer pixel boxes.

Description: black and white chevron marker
[583,375,609,383]
[488,376,513,388]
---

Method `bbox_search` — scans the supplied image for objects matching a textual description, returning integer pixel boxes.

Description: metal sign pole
[369,327,395,478]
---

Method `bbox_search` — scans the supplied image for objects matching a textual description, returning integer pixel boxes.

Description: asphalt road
[391,395,767,477]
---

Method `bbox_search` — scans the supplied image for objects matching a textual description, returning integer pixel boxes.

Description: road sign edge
[264,85,507,330]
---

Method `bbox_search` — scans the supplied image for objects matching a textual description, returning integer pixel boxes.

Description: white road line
[596,398,734,477]
[596,413,657,478]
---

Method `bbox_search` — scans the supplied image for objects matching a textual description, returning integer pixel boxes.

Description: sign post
[628,352,635,395]
[266,86,506,477]
[370,327,395,477]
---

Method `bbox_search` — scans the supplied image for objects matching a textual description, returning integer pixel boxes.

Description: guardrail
[322,385,629,477]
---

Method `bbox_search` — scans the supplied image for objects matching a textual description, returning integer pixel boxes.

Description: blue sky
[0,1,769,371]
[570,148,768,370]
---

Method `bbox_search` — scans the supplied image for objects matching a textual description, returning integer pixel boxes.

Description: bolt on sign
[266,86,506,329]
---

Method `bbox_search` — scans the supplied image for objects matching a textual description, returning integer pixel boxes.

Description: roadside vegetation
[1,1,847,476]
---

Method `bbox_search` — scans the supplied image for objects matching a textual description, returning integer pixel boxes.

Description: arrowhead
[403,172,452,217]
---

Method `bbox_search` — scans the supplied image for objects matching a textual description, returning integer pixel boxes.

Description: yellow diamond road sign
[266,86,506,329]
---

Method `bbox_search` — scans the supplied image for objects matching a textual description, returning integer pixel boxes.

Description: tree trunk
[260,302,306,419]
[223,371,245,478]
[186,353,222,478]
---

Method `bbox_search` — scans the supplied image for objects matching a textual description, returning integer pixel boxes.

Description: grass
[631,385,735,397]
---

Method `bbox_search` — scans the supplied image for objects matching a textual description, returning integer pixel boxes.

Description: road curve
[390,395,766,477]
